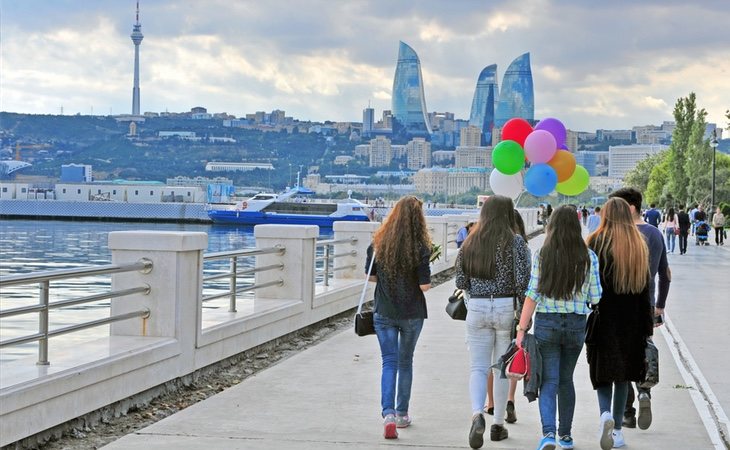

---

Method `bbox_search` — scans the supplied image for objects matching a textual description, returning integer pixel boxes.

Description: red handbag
[506,347,530,380]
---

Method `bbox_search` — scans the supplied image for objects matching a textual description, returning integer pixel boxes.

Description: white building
[455,146,491,168]
[608,144,668,179]
[159,131,198,139]
[205,162,275,172]
[369,136,392,167]
[413,167,489,196]
[406,138,431,170]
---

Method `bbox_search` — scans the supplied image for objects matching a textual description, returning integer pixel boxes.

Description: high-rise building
[406,138,432,170]
[391,41,432,136]
[495,53,534,127]
[608,144,667,179]
[362,107,374,137]
[130,1,144,116]
[369,136,392,167]
[460,125,483,147]
[469,64,499,144]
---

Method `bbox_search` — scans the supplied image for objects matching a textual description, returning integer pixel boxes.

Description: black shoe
[469,413,486,449]
[638,393,652,430]
[490,424,508,441]
[623,414,637,428]
[505,400,517,423]
[484,406,494,415]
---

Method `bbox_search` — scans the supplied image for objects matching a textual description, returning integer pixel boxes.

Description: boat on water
[207,187,372,227]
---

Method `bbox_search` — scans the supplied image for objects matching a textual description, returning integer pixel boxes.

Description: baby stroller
[695,220,711,245]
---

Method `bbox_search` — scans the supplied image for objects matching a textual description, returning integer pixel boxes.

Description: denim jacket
[521,333,542,402]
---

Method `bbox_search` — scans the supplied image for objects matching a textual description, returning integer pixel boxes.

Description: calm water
[0,219,331,363]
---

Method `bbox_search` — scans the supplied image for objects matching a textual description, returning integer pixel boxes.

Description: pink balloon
[524,130,557,164]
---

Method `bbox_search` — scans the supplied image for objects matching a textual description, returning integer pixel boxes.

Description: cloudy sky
[1,0,728,132]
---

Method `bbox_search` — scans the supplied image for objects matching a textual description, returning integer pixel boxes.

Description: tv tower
[130,1,144,115]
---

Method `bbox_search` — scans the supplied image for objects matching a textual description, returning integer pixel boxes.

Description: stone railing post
[425,216,450,261]
[333,221,380,279]
[254,225,317,303]
[108,231,207,355]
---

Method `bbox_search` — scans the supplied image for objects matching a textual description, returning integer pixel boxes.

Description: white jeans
[466,296,514,424]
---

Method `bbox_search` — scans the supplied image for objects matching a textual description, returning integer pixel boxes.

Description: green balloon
[556,165,590,196]
[492,140,525,175]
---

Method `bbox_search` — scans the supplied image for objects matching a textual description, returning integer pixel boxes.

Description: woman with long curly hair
[586,197,653,450]
[365,195,432,439]
[455,195,531,448]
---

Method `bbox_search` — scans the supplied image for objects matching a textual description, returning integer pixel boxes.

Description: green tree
[683,107,711,205]
[624,151,667,194]
[665,93,702,204]
[644,155,670,205]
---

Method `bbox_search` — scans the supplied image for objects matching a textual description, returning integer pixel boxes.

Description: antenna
[136,1,140,24]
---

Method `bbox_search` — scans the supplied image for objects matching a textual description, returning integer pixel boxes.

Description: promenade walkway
[104,232,728,450]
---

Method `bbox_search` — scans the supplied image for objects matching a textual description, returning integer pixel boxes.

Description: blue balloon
[524,164,558,196]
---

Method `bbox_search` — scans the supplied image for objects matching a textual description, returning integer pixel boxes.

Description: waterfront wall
[0,210,540,447]
[0,199,212,222]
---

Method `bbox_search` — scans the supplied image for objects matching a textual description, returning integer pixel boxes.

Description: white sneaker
[612,429,626,448]
[599,411,614,450]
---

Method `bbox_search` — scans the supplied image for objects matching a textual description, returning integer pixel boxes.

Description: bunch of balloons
[489,117,590,199]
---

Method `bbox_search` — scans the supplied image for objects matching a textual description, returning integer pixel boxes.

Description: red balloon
[501,118,533,147]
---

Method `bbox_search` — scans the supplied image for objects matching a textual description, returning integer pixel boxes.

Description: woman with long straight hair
[585,197,653,449]
[365,196,432,439]
[515,206,602,450]
[455,195,531,449]
[663,207,678,253]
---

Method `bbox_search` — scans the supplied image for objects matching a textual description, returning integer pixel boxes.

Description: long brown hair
[461,195,516,279]
[587,197,649,294]
[372,196,431,275]
[538,205,591,299]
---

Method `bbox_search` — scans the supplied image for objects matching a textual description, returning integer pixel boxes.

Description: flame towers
[130,1,144,115]
[469,64,499,145]
[391,41,432,137]
[495,52,534,127]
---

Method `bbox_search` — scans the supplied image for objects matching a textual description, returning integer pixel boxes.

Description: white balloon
[489,169,523,200]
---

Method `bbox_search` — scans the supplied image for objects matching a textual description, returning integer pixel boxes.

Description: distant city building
[130,1,144,116]
[455,146,491,168]
[432,150,456,164]
[354,144,370,158]
[575,151,598,176]
[589,176,623,194]
[334,155,354,165]
[608,144,668,179]
[406,137,431,170]
[566,130,579,152]
[369,136,392,167]
[469,64,499,144]
[414,167,489,196]
[391,41,432,136]
[495,53,534,127]
[597,129,633,141]
[205,162,275,172]
[166,176,232,187]
[324,174,369,184]
[60,164,93,183]
[191,106,207,114]
[362,107,375,137]
[460,125,483,147]
[158,131,198,140]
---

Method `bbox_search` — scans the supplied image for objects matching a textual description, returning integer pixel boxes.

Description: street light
[710,130,719,212]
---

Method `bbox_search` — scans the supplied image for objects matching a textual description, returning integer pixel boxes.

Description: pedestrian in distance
[609,188,670,431]
[663,207,678,253]
[689,204,699,235]
[456,222,476,248]
[581,206,589,226]
[712,207,725,246]
[586,197,654,450]
[455,195,531,449]
[515,205,603,450]
[643,203,661,228]
[587,206,601,234]
[677,207,691,254]
[365,195,432,439]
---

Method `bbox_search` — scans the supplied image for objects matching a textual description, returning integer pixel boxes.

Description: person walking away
[712,207,725,245]
[677,207,691,254]
[586,197,654,449]
[455,195,531,448]
[581,206,589,226]
[515,206,603,450]
[609,188,670,431]
[587,207,601,234]
[365,196,432,439]
[689,204,699,235]
[644,203,661,228]
[663,207,678,253]
[457,222,475,248]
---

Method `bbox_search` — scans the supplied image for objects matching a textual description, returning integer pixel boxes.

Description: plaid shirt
[525,248,602,314]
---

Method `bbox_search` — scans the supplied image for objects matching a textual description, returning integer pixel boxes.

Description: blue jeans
[597,382,629,430]
[534,312,586,436]
[374,313,424,416]
[466,296,514,423]
[665,227,676,252]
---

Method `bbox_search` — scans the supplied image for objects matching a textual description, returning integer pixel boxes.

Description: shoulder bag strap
[512,242,519,313]
[357,248,376,315]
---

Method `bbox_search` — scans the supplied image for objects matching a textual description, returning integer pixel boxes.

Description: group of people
[643,203,726,252]
[365,186,671,450]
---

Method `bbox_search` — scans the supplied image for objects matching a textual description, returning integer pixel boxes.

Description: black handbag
[585,307,600,344]
[639,338,659,389]
[445,289,467,320]
[355,248,376,336]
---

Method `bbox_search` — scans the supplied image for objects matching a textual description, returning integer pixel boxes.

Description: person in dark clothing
[643,203,661,227]
[609,188,671,431]
[365,195,432,439]
[587,197,654,450]
[677,208,691,254]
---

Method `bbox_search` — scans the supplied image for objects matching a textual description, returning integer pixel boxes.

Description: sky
[1,0,729,132]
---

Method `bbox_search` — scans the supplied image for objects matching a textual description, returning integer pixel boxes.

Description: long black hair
[461,195,516,279]
[667,207,675,221]
[537,205,591,300]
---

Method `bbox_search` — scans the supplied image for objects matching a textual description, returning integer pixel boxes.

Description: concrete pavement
[103,233,726,449]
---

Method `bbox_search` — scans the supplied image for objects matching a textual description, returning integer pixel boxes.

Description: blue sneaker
[537,432,557,450]
[558,435,574,449]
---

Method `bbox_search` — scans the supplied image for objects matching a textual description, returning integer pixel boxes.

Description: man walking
[644,203,662,228]
[677,207,691,254]
[609,188,671,431]
[587,206,601,234]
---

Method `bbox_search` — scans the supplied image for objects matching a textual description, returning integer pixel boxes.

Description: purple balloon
[560,143,569,150]
[535,118,567,148]
[524,130,557,164]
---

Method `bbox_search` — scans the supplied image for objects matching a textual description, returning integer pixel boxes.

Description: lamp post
[710,130,719,212]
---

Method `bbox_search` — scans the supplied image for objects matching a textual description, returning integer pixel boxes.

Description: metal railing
[315,236,358,286]
[0,259,153,365]
[202,246,285,312]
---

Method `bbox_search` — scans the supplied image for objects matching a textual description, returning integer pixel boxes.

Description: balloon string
[514,190,526,208]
